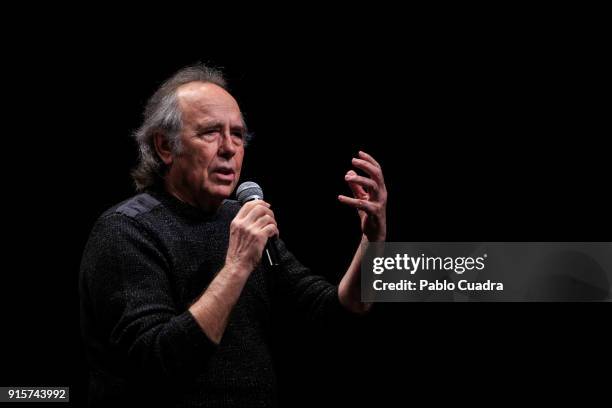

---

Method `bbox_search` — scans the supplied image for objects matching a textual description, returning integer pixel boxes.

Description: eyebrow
[195,121,223,131]
[195,121,246,133]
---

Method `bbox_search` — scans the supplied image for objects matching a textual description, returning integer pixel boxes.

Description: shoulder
[104,192,162,219]
[94,192,165,234]
[87,193,164,245]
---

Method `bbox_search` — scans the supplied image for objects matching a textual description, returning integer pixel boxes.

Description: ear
[153,132,174,165]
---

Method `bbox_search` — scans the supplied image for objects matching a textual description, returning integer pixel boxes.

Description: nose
[218,130,237,159]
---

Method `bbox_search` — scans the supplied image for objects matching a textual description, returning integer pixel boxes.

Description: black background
[2,11,609,407]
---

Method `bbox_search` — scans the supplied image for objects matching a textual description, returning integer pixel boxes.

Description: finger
[345,170,368,199]
[337,194,378,214]
[238,203,272,226]
[235,200,263,220]
[358,151,381,169]
[235,200,271,220]
[352,158,384,185]
[253,214,277,231]
[345,172,378,196]
[261,223,279,238]
[244,204,275,226]
[347,178,369,200]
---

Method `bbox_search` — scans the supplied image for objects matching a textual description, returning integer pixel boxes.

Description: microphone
[236,181,280,267]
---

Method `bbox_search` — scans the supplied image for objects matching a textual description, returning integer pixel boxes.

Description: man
[80,64,387,407]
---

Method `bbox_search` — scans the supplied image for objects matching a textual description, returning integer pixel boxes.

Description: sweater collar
[147,187,226,222]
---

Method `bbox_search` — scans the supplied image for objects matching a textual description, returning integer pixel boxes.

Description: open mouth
[214,167,234,175]
[212,167,236,181]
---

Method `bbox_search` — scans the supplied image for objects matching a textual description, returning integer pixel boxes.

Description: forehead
[176,81,243,124]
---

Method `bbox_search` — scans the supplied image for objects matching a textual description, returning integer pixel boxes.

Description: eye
[199,128,221,139]
[230,130,245,143]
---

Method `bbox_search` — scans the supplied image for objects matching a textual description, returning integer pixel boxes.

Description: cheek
[193,148,216,172]
[176,149,214,183]
[235,149,245,173]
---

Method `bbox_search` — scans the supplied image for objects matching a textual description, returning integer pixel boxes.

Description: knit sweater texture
[79,188,342,407]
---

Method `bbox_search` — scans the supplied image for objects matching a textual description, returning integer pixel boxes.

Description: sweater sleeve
[80,213,217,379]
[273,238,346,323]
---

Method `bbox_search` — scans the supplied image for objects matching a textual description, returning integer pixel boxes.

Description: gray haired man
[80,64,387,407]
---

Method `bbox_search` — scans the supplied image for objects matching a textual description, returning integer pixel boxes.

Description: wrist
[364,233,386,242]
[223,258,253,279]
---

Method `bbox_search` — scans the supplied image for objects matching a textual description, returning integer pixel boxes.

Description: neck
[164,179,222,213]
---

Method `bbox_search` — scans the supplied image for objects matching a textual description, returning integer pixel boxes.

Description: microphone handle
[245,197,280,267]
[265,236,280,267]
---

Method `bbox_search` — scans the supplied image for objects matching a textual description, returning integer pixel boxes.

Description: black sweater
[79,189,343,407]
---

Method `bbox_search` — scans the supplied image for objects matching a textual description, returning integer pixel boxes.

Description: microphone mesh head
[236,181,264,204]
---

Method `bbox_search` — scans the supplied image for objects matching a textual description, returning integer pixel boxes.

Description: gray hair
[131,64,249,191]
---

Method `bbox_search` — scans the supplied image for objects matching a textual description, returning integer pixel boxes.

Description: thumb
[345,170,368,199]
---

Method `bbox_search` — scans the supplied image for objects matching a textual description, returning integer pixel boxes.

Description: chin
[208,184,235,201]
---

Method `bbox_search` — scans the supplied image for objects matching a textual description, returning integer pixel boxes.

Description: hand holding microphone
[225,182,280,273]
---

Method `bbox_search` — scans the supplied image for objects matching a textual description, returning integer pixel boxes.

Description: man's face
[166,82,245,209]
